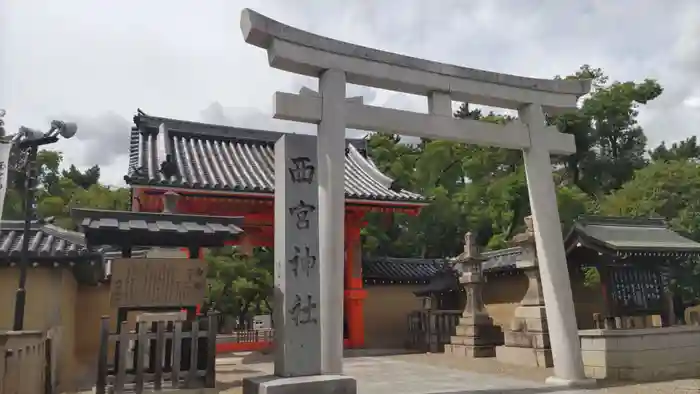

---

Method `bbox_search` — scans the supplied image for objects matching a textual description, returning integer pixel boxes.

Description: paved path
[216,353,700,394]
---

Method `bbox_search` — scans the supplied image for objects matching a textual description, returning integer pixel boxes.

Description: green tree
[62,164,101,190]
[204,246,273,328]
[553,65,663,197]
[3,149,130,229]
[650,136,700,163]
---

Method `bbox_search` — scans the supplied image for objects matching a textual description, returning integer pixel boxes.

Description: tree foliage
[203,247,274,327]
[2,149,130,229]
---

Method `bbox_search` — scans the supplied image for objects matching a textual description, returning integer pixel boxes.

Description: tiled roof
[72,208,244,248]
[481,247,522,272]
[0,221,149,262]
[125,110,425,203]
[362,257,447,284]
[567,216,700,255]
[0,221,100,262]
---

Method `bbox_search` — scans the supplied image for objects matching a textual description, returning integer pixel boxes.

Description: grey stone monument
[243,134,356,394]
[446,232,501,358]
[496,216,553,367]
[241,7,593,386]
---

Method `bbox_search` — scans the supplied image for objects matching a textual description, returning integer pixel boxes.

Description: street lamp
[10,116,77,330]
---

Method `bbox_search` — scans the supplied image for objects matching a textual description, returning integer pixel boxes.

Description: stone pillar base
[496,306,552,368]
[445,344,496,358]
[243,375,357,394]
[446,314,501,358]
[545,376,598,388]
[495,345,553,367]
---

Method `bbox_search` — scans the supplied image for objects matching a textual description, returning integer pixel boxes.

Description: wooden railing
[216,328,275,353]
[407,310,461,353]
[96,313,218,394]
[0,330,50,394]
[218,329,274,343]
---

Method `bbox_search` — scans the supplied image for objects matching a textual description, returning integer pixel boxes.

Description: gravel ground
[392,353,700,394]
[214,352,700,394]
[73,351,700,393]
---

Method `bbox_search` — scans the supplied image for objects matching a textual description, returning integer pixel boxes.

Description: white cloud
[1,0,699,186]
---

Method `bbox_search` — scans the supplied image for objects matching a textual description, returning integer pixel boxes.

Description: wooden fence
[96,313,217,394]
[407,310,461,353]
[0,330,51,394]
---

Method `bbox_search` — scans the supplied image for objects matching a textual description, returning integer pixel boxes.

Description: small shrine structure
[564,216,700,327]
[123,109,427,348]
[71,192,246,393]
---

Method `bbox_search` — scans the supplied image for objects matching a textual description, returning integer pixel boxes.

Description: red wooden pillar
[344,211,367,348]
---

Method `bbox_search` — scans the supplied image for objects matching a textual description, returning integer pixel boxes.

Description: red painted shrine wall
[133,188,423,350]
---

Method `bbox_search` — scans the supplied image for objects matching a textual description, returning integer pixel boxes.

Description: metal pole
[13,144,38,331]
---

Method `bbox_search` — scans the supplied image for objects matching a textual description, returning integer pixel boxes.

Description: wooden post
[154,321,165,391]
[135,322,148,393]
[205,312,218,388]
[115,321,130,393]
[96,316,110,394]
[186,321,199,388]
[171,321,183,389]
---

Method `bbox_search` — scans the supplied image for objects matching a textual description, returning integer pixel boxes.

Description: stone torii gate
[240,8,591,388]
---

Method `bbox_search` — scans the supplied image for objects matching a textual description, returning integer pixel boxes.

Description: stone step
[495,345,553,368]
[454,324,500,337]
[450,335,497,346]
[503,330,550,349]
[444,344,496,358]
[508,317,548,333]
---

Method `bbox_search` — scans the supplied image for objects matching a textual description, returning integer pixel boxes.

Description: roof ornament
[159,154,178,179]
[162,191,181,214]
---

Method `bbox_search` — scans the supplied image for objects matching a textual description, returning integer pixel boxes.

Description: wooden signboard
[110,258,207,308]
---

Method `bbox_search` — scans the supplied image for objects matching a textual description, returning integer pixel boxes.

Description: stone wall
[580,326,700,381]
[482,271,605,330]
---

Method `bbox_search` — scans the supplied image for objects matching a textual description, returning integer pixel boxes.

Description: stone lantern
[444,232,500,358]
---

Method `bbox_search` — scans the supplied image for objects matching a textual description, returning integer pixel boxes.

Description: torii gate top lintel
[240,8,591,114]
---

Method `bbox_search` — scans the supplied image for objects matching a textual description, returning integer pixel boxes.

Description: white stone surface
[244,375,356,394]
[273,91,576,154]
[520,104,586,382]
[317,69,347,375]
[240,9,590,113]
[274,134,322,377]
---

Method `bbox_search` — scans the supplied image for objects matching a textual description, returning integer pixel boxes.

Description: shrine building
[123,109,427,348]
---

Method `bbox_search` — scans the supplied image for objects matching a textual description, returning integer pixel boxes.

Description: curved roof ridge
[575,215,668,228]
[127,110,426,204]
[347,143,393,188]
[134,109,368,147]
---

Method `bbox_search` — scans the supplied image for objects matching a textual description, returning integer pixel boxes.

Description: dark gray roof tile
[126,110,425,203]
[363,257,447,284]
[569,216,700,254]
[72,208,244,247]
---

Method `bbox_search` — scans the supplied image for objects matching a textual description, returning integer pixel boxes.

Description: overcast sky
[1,0,699,186]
